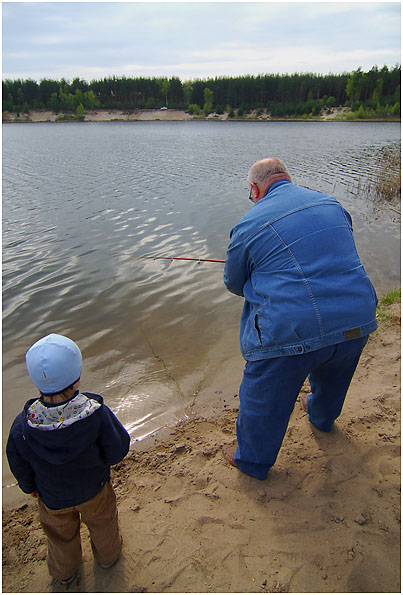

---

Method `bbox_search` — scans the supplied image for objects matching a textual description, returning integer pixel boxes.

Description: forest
[2,64,401,119]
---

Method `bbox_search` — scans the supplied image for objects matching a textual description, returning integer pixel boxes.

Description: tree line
[2,65,400,118]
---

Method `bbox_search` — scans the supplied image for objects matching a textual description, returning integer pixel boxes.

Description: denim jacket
[224,180,378,360]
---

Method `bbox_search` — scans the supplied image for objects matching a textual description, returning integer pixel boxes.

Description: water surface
[3,121,400,504]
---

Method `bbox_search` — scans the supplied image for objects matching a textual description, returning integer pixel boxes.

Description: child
[6,333,130,585]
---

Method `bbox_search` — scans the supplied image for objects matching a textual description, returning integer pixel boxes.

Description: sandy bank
[84,109,194,122]
[3,107,382,123]
[2,302,401,593]
[3,108,213,123]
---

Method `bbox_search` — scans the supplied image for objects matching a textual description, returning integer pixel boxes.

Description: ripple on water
[2,121,400,500]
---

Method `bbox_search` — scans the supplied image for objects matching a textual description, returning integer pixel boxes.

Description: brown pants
[38,481,122,580]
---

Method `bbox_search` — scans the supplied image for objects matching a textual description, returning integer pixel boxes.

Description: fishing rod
[132,256,225,263]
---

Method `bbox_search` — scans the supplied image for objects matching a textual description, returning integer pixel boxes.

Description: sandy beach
[2,301,400,593]
[3,108,226,123]
[2,107,356,123]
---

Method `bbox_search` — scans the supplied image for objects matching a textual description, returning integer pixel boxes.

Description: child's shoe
[100,556,120,569]
[59,572,77,585]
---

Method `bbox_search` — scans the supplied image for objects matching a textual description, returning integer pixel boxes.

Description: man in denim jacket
[223,158,378,480]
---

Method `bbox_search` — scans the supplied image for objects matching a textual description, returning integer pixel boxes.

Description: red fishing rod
[132,256,225,263]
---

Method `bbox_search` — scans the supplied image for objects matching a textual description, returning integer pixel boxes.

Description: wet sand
[2,302,401,593]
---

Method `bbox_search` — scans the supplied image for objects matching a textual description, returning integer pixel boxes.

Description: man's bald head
[248,158,291,186]
[248,158,291,203]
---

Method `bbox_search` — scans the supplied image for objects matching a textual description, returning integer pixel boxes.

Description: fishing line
[133,255,225,398]
[132,256,225,263]
[140,325,184,399]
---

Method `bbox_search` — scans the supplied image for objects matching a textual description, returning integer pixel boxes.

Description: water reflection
[2,121,400,504]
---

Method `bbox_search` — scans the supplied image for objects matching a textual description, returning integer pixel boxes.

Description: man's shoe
[222,444,238,468]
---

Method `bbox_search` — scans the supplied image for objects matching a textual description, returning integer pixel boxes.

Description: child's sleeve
[6,417,37,495]
[98,406,130,466]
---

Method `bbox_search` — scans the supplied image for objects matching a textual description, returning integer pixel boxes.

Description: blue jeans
[234,336,368,479]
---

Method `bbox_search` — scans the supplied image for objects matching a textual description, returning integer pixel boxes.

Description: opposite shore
[2,107,401,123]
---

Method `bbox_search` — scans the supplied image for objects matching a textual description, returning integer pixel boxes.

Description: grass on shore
[376,288,401,323]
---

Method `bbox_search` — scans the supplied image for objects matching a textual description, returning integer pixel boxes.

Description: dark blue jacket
[224,180,378,360]
[6,392,130,509]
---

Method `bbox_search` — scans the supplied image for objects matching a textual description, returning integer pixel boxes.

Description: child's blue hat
[25,334,82,395]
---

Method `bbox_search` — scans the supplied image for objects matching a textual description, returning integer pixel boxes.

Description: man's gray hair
[248,158,291,185]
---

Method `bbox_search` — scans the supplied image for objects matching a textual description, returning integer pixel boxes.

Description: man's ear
[251,182,259,202]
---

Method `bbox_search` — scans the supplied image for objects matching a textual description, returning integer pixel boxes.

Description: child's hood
[22,392,104,464]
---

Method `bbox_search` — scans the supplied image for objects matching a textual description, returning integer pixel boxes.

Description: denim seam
[267,224,326,337]
[244,201,339,243]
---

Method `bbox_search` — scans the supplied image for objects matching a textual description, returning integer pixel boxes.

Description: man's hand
[29,491,38,498]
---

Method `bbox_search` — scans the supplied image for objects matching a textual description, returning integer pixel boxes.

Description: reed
[373,145,401,201]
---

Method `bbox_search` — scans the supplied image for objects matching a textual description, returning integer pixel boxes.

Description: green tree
[187,103,201,115]
[75,103,85,120]
[327,96,337,108]
[203,87,213,115]
[371,77,384,105]
[2,66,400,117]
[345,68,366,110]
[3,93,14,111]
[74,88,84,109]
[59,85,74,111]
[168,77,183,107]
[356,104,367,118]
[49,92,59,112]
[183,81,193,107]
[376,103,385,116]
[2,81,14,111]
[160,79,170,106]
[16,87,25,108]
[39,78,60,107]
[70,77,88,94]
[21,79,39,107]
[84,90,98,109]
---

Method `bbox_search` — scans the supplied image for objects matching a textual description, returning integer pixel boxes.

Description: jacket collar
[37,389,80,408]
[264,177,291,198]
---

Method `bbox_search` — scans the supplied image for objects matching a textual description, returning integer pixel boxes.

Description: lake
[2,120,400,505]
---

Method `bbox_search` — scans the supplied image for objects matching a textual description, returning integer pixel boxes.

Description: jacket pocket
[254,314,263,345]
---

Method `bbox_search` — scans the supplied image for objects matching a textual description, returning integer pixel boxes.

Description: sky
[2,1,401,83]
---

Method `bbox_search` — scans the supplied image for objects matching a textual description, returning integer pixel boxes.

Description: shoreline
[2,108,401,124]
[2,301,400,593]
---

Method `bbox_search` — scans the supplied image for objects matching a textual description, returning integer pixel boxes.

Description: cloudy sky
[2,1,401,82]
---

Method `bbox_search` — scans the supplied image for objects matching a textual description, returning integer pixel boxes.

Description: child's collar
[40,389,80,407]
